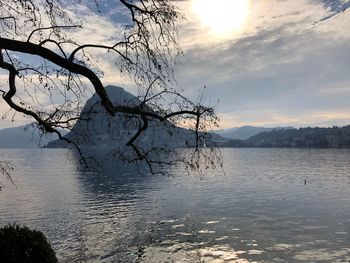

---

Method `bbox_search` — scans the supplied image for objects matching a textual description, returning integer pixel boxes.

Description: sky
[175,0,350,129]
[1,0,350,129]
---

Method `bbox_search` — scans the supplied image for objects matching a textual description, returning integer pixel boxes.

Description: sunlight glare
[191,0,250,36]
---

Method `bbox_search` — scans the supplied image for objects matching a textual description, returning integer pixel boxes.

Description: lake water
[0,148,350,262]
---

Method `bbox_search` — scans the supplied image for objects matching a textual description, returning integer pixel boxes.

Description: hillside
[46,85,222,149]
[224,126,350,148]
[215,126,294,140]
[0,124,62,148]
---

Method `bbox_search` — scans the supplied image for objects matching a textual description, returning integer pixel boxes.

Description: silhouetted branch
[0,0,221,175]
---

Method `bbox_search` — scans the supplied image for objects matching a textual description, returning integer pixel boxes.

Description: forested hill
[46,85,223,149]
[224,126,350,148]
[215,125,294,140]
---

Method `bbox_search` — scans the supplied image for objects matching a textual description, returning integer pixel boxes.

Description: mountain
[0,124,64,148]
[46,85,222,149]
[214,127,238,136]
[215,125,294,140]
[224,126,350,148]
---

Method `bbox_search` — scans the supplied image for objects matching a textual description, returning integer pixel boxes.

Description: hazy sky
[0,0,350,129]
[175,0,350,128]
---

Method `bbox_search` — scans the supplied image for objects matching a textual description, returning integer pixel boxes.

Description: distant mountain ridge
[223,126,350,148]
[215,125,295,140]
[0,124,64,148]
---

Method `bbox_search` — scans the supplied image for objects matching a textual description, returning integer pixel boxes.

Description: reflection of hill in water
[67,149,175,262]
[70,149,257,263]
[72,148,169,201]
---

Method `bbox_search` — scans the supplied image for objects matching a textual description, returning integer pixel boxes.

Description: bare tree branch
[0,0,221,175]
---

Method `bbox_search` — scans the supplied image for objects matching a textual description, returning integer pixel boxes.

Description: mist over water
[1,148,350,262]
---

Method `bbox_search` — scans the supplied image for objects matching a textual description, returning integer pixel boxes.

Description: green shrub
[0,224,58,263]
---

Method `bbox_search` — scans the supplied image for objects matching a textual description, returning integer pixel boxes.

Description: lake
[0,148,350,262]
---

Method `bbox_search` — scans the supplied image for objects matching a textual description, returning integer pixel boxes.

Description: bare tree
[0,0,221,174]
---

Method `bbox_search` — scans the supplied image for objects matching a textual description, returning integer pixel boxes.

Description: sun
[191,0,250,36]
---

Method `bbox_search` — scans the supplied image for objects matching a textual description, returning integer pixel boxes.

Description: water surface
[1,148,350,262]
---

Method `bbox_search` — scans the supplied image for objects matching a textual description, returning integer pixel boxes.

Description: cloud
[173,0,350,128]
[1,0,350,129]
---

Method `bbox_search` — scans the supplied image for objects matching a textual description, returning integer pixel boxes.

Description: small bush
[0,224,58,263]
